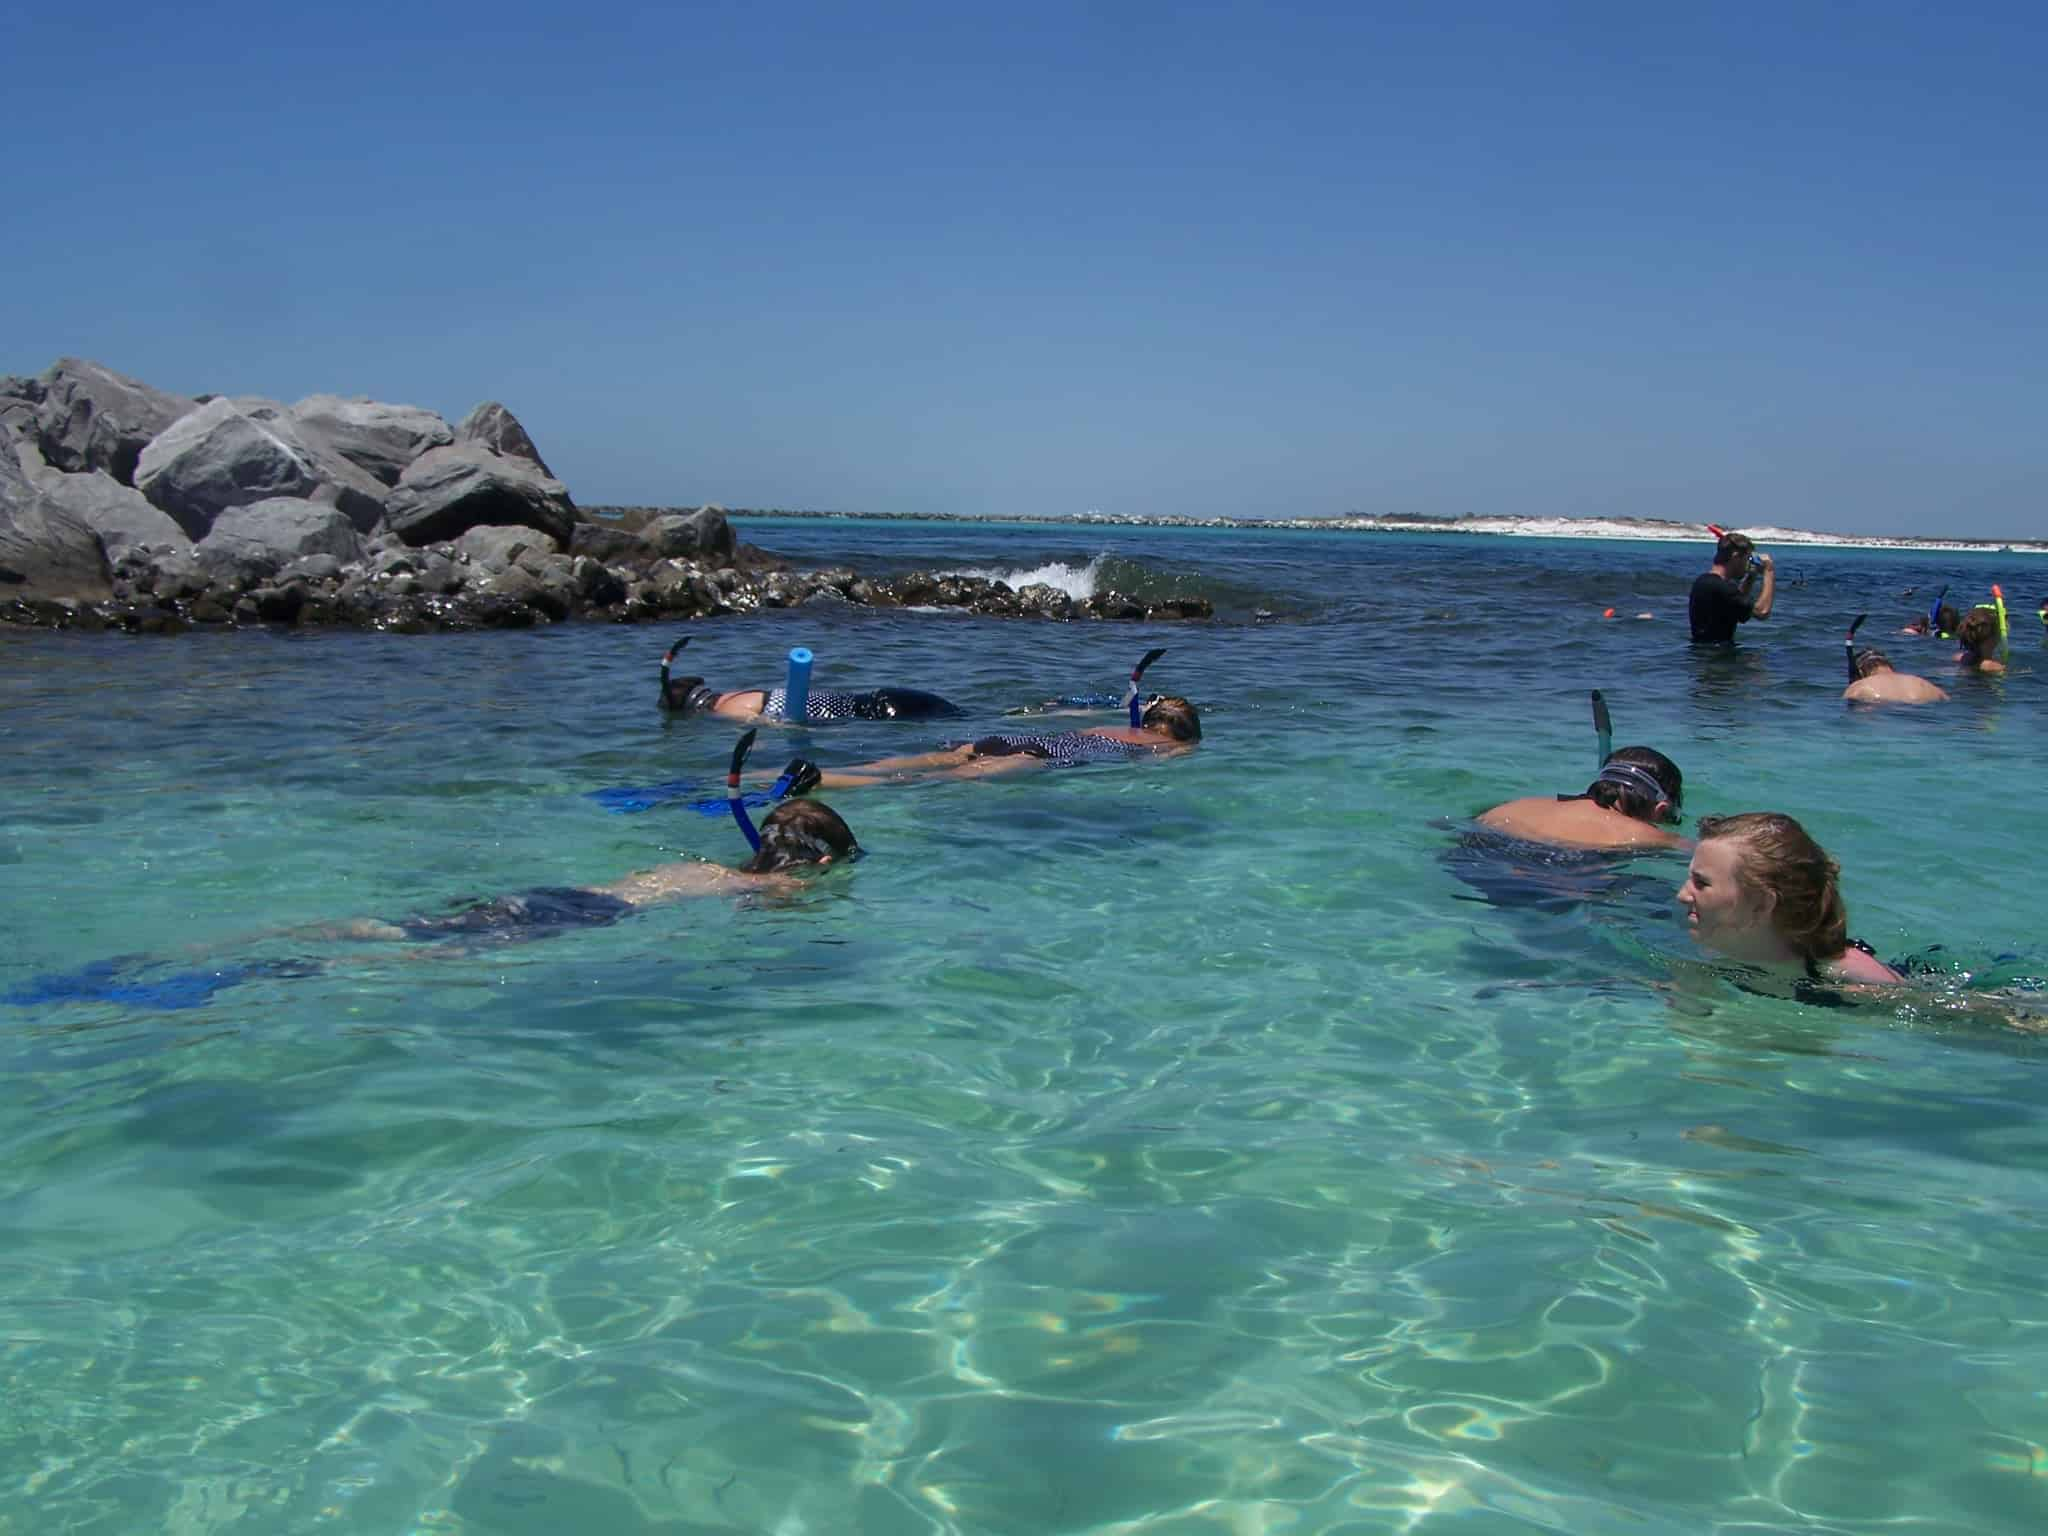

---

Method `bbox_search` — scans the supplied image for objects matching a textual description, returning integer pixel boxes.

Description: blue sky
[8,2,2043,536]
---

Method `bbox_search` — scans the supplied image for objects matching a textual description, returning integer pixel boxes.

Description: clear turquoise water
[2,525,2044,1534]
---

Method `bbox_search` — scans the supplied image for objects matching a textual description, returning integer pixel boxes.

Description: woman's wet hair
[1140,695,1202,741]
[1586,746,1682,822]
[1695,812,1848,963]
[741,799,860,874]
[1955,606,2000,657]
[1935,604,1960,636]
[1852,649,1891,679]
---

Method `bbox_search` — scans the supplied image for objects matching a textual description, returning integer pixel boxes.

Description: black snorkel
[1591,689,1612,769]
[1844,614,1867,683]
[658,635,689,711]
[727,729,764,851]
[1126,647,1167,728]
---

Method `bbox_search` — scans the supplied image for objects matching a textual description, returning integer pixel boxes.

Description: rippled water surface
[3,524,2045,1534]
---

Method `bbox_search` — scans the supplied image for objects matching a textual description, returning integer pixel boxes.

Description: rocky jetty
[0,359,1211,633]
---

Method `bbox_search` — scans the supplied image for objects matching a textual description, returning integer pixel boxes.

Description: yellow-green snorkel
[1993,584,2010,662]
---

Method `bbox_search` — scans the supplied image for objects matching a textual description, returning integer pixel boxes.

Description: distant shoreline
[604,507,2047,557]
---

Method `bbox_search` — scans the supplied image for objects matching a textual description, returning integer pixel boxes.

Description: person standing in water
[1688,528,1776,644]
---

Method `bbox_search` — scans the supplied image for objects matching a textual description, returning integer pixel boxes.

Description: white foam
[944,554,1108,600]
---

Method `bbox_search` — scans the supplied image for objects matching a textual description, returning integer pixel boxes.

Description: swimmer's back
[1476,797,1685,851]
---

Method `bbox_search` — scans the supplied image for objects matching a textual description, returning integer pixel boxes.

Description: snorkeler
[1471,691,1684,851]
[1841,616,1948,704]
[1675,812,1901,986]
[1899,587,1956,637]
[657,635,963,721]
[336,736,856,944]
[779,650,1199,788]
[1474,696,1681,852]
[11,736,859,1009]
[1688,526,1775,644]
[1952,590,2009,675]
[798,698,1201,788]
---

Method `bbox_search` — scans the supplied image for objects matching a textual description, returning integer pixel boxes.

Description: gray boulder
[6,432,189,552]
[385,444,576,548]
[645,506,736,562]
[456,401,553,478]
[226,398,390,532]
[31,465,189,554]
[135,397,321,538]
[197,498,366,579]
[0,435,111,601]
[453,523,560,576]
[24,358,196,484]
[292,394,454,486]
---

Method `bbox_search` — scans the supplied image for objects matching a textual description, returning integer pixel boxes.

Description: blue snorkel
[1590,689,1612,768]
[1844,613,1867,683]
[727,729,763,851]
[783,647,813,722]
[1125,647,1167,728]
[1927,586,1946,634]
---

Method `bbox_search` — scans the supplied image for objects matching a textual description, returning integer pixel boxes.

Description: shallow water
[3,525,2045,1534]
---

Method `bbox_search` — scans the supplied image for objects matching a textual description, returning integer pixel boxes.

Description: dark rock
[385,444,576,548]
[1015,582,1073,618]
[455,401,554,478]
[572,557,626,608]
[644,506,735,562]
[568,522,651,566]
[25,358,196,483]
[291,394,454,486]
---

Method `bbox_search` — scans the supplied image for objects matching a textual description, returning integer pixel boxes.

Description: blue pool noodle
[784,647,813,721]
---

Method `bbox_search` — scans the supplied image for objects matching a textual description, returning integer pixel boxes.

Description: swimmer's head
[1139,695,1201,742]
[1587,746,1683,825]
[1686,812,1847,965]
[1955,606,2001,659]
[741,799,860,874]
[662,675,720,714]
[1850,649,1893,679]
[1713,531,1755,569]
[1935,604,1960,637]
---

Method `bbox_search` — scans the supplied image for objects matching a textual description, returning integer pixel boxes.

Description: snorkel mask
[659,635,719,714]
[1586,689,1677,824]
[1125,647,1167,728]
[1590,760,1683,824]
[726,730,838,864]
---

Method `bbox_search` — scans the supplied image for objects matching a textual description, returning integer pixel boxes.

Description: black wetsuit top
[396,887,633,944]
[763,687,962,721]
[1688,572,1755,644]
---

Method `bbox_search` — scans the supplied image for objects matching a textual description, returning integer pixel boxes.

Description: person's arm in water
[1747,552,1776,620]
